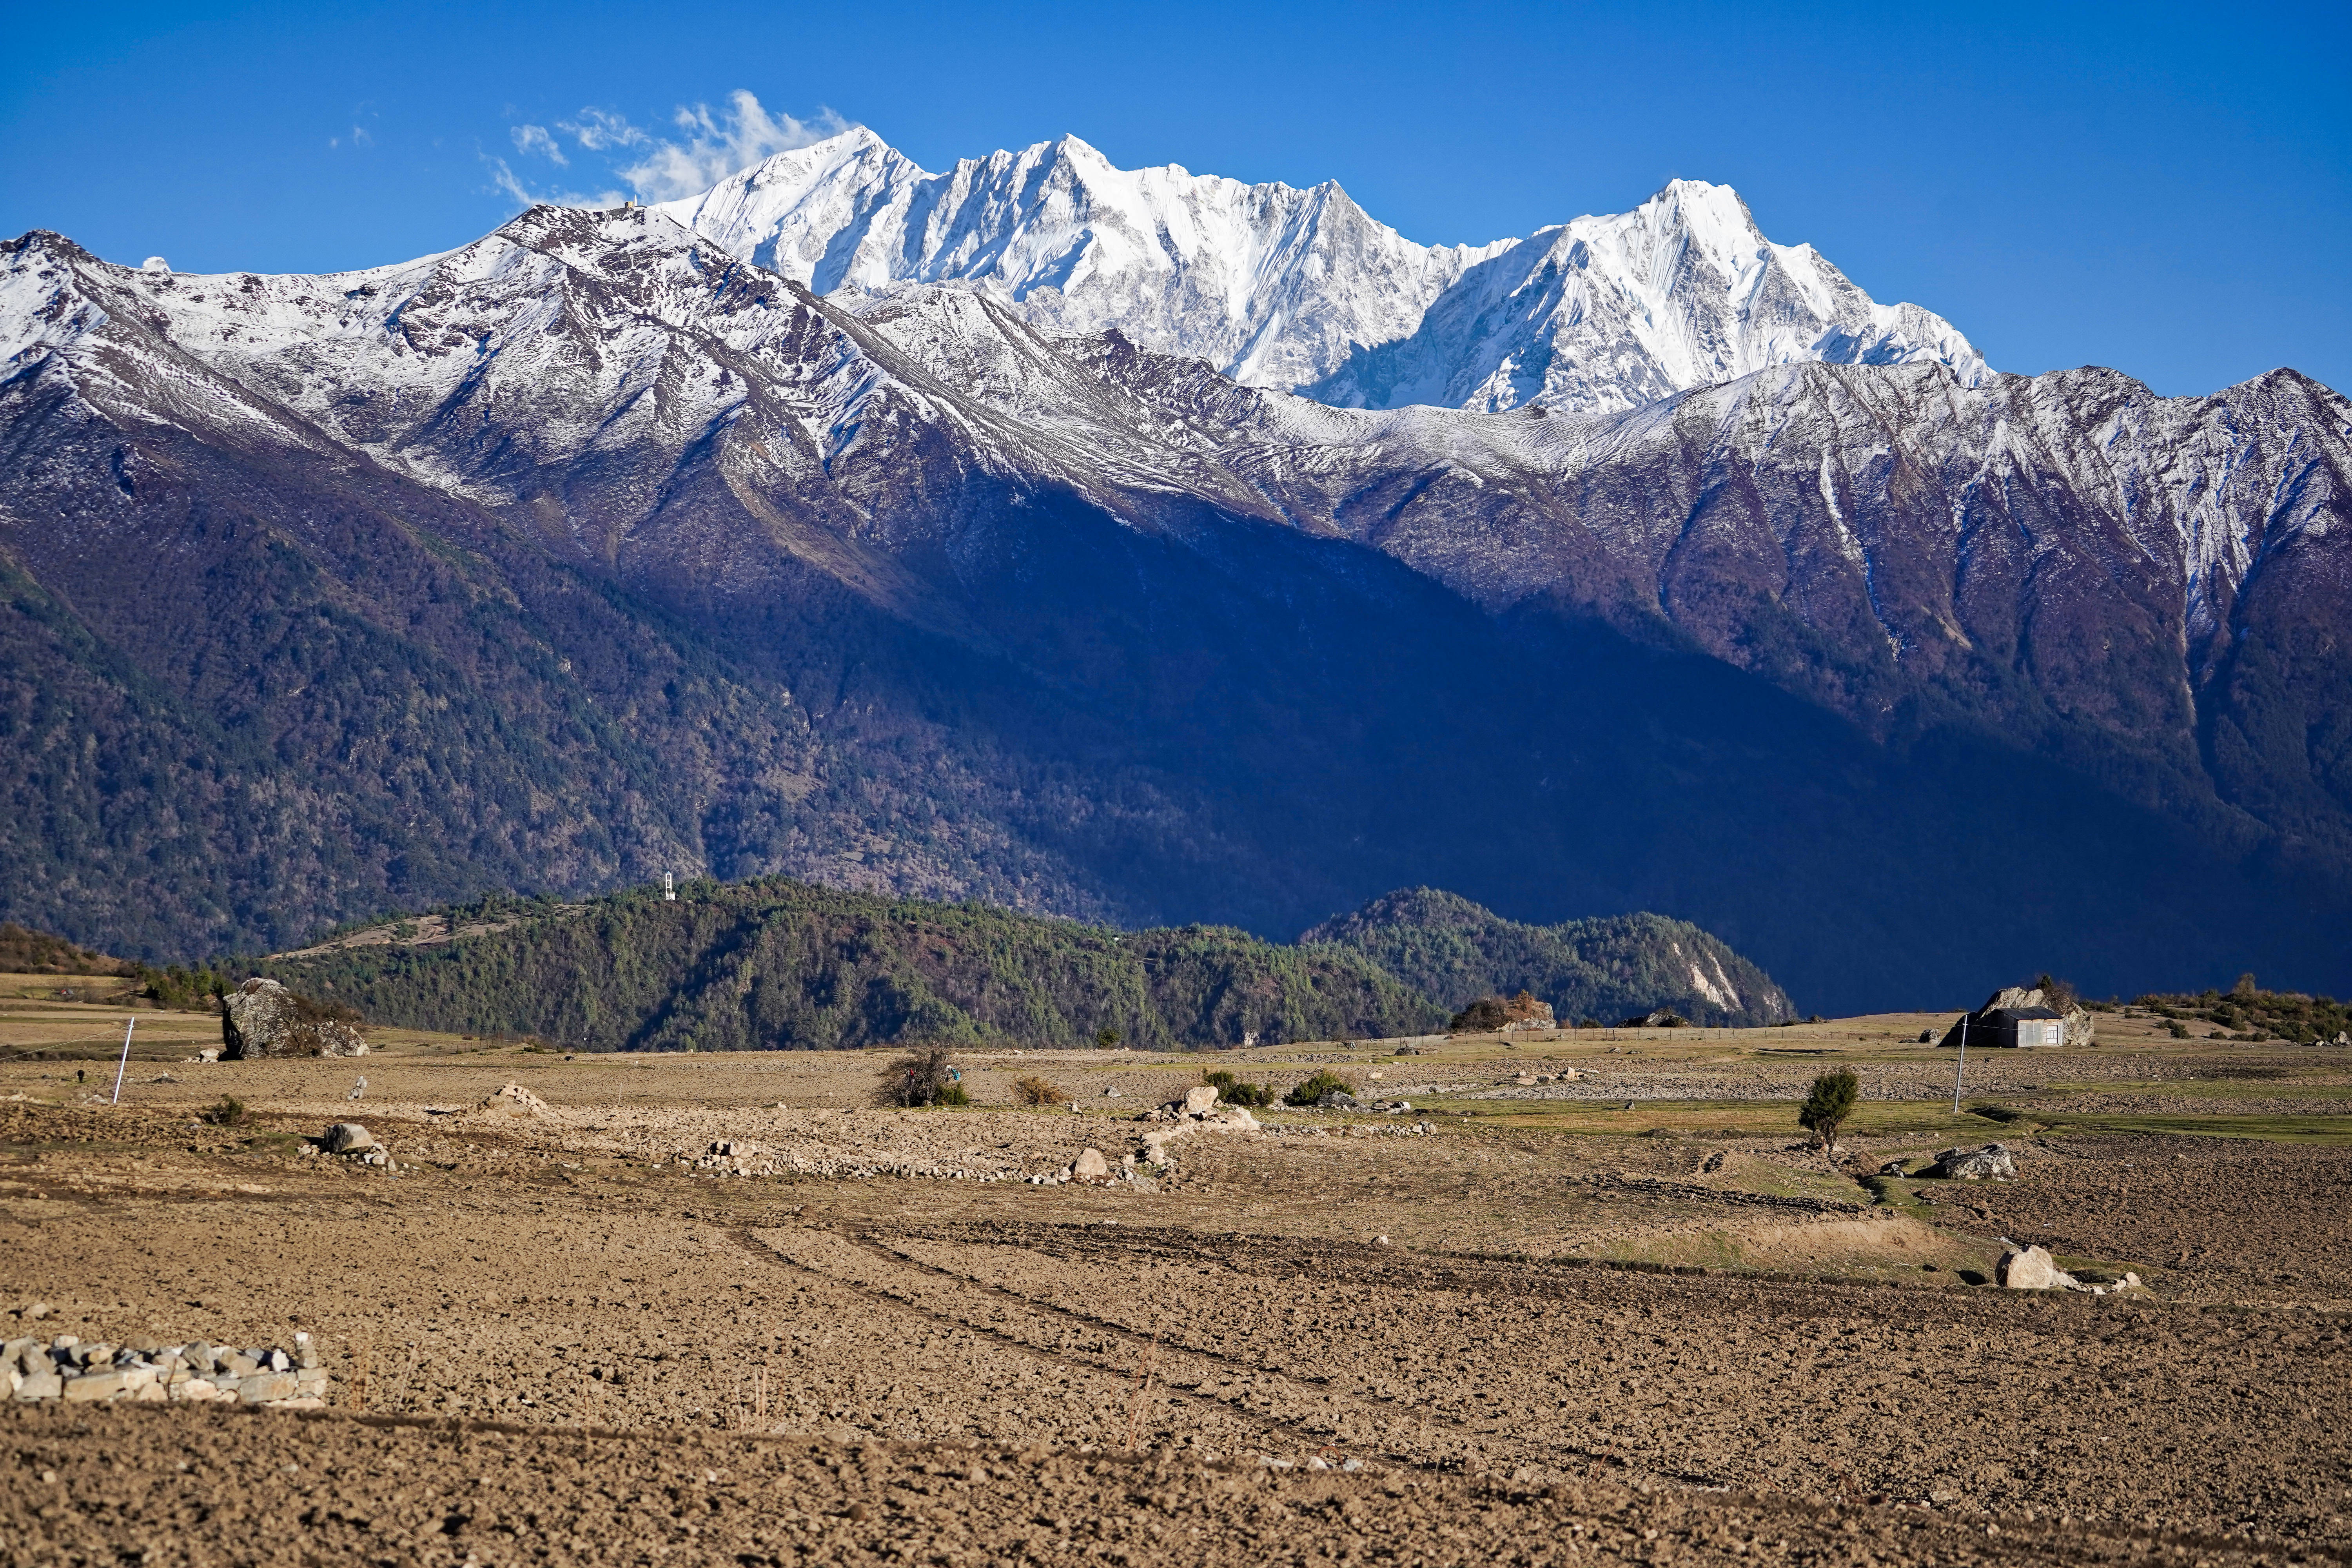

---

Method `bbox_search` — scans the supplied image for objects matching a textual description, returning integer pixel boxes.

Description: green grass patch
[236,1131,309,1157]
[1858,1173,1933,1216]
[2030,1112,2352,1143]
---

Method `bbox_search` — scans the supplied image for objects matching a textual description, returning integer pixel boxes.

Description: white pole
[111,1017,135,1105]
[1951,1013,1968,1114]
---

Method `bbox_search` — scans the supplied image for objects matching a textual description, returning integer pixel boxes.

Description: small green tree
[1095,1025,1121,1049]
[1798,1067,1860,1157]
[1284,1069,1357,1107]
[1203,1067,1275,1108]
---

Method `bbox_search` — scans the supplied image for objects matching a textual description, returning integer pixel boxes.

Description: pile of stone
[1995,1244,2143,1296]
[470,1082,551,1120]
[297,1122,394,1169]
[693,1140,785,1177]
[677,1140,1030,1182]
[1129,1087,1267,1176]
[6,1332,327,1406]
[1506,1069,1581,1086]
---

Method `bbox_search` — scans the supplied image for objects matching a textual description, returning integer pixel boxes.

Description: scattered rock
[1925,1143,2016,1180]
[1181,1085,1220,1115]
[1072,1147,1111,1180]
[220,977,368,1060]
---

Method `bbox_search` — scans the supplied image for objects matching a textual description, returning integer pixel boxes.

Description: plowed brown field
[4,1001,2348,1566]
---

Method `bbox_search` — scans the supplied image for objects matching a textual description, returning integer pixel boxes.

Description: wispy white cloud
[485,91,848,214]
[559,106,649,154]
[332,103,381,152]
[511,123,566,165]
[556,91,848,201]
[483,154,624,213]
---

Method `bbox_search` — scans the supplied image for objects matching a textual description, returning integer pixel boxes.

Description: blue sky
[5,0,2347,397]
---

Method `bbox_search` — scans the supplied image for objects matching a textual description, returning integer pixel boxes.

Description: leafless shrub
[1013,1073,1068,1107]
[876,1044,957,1107]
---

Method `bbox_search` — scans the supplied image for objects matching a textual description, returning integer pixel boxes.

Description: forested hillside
[260,880,1448,1051]
[256,879,1799,1050]
[1302,889,1793,1027]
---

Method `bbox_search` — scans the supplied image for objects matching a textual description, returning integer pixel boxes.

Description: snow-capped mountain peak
[659,133,1984,414]
[659,128,1489,395]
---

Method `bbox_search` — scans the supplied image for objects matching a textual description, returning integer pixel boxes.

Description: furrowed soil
[4,996,2349,1566]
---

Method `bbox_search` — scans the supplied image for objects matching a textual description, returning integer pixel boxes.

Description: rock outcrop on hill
[1309,891,1792,1028]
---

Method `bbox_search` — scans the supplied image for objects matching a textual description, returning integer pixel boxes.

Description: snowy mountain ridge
[3,205,2348,1000]
[655,126,1989,415]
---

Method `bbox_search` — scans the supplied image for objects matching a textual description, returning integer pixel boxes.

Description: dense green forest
[252,879,1795,1051]
[259,880,1449,1051]
[1302,888,1795,1029]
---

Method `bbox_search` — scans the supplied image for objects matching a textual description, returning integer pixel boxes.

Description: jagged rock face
[0,208,2347,1007]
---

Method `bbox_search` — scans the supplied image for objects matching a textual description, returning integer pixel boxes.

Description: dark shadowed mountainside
[3,211,2348,1012]
[1300,888,1793,1027]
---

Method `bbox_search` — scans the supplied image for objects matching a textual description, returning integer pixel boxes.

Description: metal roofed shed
[1942,998,2068,1050]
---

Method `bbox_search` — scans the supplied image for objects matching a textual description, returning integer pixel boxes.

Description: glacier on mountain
[655,126,1989,415]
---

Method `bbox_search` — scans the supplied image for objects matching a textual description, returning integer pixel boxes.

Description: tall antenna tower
[663,872,675,902]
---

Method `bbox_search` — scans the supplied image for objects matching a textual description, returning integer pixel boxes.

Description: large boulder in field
[1996,1244,2077,1290]
[322,1122,374,1154]
[220,978,367,1060]
[1926,1143,2016,1180]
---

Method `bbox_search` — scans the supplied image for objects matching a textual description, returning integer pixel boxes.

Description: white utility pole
[663,872,675,902]
[1951,1013,1969,1114]
[111,1017,135,1104]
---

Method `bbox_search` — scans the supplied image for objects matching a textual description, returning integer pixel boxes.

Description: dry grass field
[4,983,2350,1566]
